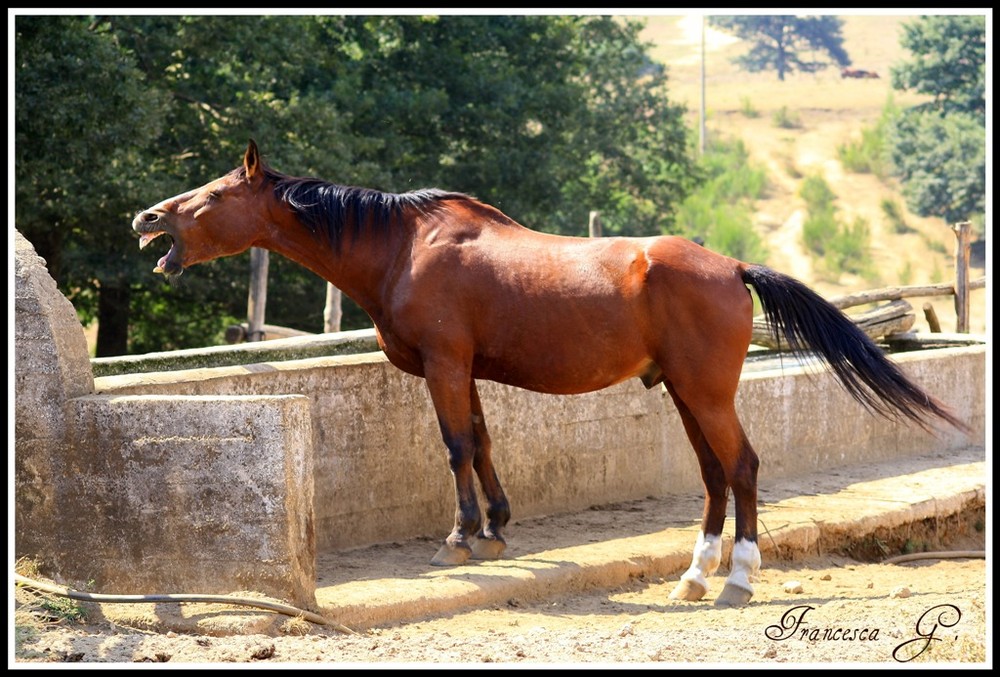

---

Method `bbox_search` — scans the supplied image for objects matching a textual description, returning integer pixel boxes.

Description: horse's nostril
[143,212,159,223]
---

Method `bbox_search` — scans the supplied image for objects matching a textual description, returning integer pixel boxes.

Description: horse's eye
[208,191,222,201]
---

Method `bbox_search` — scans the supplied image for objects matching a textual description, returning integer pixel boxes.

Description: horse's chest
[371,327,424,378]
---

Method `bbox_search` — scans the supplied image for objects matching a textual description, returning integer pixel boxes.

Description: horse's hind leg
[666,386,727,602]
[713,429,761,608]
[469,381,510,560]
[666,386,762,607]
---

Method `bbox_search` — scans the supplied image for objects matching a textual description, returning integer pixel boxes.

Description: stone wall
[96,345,986,554]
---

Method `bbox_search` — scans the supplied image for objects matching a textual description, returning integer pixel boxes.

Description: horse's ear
[244,139,261,181]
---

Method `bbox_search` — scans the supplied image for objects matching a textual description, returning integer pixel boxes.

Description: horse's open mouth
[138,230,183,277]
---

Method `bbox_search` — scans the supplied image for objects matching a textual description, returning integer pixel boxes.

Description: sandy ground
[12,541,988,666]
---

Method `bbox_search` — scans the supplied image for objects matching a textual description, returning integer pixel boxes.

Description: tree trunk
[95,283,130,357]
[20,226,63,283]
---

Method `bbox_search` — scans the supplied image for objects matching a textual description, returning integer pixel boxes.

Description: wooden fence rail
[750,277,986,350]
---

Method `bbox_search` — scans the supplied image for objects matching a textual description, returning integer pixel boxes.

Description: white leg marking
[724,538,762,593]
[679,531,723,592]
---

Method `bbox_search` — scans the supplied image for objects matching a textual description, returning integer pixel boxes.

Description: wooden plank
[752,299,914,349]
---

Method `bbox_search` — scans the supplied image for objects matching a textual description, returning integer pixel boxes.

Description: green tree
[15,16,166,356]
[708,15,850,81]
[891,15,985,121]
[314,16,698,237]
[887,110,985,226]
[887,15,986,230]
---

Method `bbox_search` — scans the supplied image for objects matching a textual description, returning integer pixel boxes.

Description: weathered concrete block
[738,345,986,485]
[14,230,95,558]
[52,394,316,608]
[14,231,94,442]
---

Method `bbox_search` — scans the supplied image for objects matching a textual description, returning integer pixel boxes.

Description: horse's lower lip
[152,243,183,276]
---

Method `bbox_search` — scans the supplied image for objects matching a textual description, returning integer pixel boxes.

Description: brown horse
[132,140,966,607]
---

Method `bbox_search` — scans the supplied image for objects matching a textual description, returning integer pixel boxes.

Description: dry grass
[636,15,930,115]
[14,558,92,659]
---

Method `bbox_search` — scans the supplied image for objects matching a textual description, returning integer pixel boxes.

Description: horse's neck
[260,215,405,321]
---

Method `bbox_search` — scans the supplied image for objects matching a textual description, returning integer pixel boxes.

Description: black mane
[254,167,470,246]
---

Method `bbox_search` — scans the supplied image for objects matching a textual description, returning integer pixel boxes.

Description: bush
[706,205,768,263]
[826,216,872,275]
[772,106,801,129]
[672,136,769,263]
[799,174,836,212]
[880,197,912,234]
[836,97,899,180]
[802,207,839,255]
[799,174,872,278]
[740,96,759,118]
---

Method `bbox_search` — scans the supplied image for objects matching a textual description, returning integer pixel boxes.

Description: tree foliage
[708,15,850,81]
[15,16,169,355]
[891,15,985,121]
[887,15,986,229]
[888,110,985,226]
[15,15,700,355]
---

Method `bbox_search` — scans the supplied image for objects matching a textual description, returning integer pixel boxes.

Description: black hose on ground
[882,550,985,565]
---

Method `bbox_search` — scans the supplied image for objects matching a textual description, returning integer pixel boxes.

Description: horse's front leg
[469,381,510,560]
[424,362,483,566]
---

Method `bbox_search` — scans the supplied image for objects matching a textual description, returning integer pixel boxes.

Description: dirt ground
[12,532,988,666]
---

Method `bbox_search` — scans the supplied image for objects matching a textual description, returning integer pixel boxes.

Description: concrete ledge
[309,447,986,630]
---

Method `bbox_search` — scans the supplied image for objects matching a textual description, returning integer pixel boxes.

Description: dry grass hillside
[635,14,988,336]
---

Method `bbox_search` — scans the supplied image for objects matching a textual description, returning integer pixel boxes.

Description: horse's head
[132,140,268,277]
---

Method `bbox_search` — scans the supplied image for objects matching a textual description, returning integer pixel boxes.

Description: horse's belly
[472,350,654,395]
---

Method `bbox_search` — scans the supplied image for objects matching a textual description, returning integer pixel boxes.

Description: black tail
[741,264,968,433]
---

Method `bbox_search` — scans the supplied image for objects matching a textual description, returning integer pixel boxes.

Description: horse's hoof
[430,543,472,566]
[668,578,707,602]
[470,536,506,560]
[714,583,753,608]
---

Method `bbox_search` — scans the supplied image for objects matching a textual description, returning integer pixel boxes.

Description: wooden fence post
[247,247,269,342]
[324,283,342,334]
[922,302,941,333]
[589,211,602,238]
[951,221,972,333]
